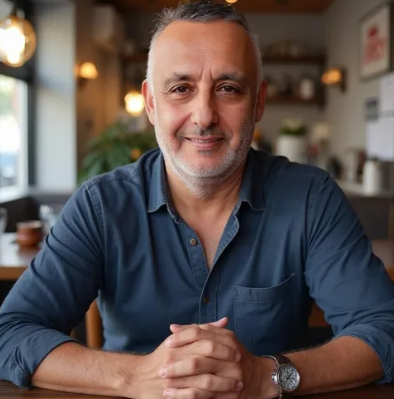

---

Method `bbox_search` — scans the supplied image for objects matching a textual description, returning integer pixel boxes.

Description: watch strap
[261,354,294,399]
[274,353,293,366]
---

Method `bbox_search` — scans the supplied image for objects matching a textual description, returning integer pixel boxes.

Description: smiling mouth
[185,138,223,143]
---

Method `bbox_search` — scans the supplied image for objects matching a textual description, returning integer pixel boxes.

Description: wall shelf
[124,53,326,65]
[262,54,326,65]
[267,96,322,106]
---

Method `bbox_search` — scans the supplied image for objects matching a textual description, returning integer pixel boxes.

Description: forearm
[32,342,145,398]
[286,336,384,396]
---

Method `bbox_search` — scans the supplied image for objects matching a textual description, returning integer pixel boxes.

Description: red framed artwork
[360,2,393,80]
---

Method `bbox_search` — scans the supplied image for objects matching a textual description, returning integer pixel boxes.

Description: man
[0,2,394,399]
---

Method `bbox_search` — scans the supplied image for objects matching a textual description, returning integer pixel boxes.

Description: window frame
[0,0,35,188]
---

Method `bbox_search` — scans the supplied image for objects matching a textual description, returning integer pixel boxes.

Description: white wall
[324,0,389,160]
[33,0,124,190]
[35,0,77,190]
[126,13,326,144]
[75,0,123,168]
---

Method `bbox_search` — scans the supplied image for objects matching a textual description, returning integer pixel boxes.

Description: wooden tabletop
[0,234,41,280]
[1,381,394,398]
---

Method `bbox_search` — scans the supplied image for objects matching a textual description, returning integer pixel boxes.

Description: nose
[191,91,218,129]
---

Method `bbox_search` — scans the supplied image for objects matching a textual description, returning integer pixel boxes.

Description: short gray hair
[146,1,263,91]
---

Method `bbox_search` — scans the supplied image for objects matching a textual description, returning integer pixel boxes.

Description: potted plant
[276,118,308,163]
[78,121,157,184]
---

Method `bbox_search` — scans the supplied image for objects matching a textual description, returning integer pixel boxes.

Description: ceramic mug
[16,220,43,248]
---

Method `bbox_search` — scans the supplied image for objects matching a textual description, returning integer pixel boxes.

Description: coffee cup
[16,220,43,248]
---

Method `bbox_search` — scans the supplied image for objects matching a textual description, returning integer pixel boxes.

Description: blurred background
[0,0,393,239]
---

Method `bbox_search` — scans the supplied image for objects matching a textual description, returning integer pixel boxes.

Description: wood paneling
[100,0,336,14]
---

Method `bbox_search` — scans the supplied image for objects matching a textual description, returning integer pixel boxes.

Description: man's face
[143,21,266,180]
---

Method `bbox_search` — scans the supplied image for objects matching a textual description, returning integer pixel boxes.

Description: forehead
[151,20,258,82]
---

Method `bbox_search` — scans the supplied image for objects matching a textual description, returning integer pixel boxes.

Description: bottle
[299,75,316,100]
[363,158,382,195]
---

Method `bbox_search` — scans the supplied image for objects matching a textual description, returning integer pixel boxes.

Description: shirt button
[203,295,210,303]
[190,238,198,246]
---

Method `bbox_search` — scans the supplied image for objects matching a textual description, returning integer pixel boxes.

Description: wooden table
[1,233,393,331]
[1,380,394,398]
[0,233,40,280]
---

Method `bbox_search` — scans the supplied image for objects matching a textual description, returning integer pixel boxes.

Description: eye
[172,86,189,94]
[220,85,240,93]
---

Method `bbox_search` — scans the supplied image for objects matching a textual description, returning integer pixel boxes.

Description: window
[0,75,28,189]
[0,0,31,192]
[0,0,12,21]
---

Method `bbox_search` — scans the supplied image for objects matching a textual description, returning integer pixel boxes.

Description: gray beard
[154,119,255,200]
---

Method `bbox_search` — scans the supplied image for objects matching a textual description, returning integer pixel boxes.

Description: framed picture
[360,2,393,80]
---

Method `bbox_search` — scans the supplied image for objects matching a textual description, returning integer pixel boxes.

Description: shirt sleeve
[304,174,394,384]
[0,183,104,388]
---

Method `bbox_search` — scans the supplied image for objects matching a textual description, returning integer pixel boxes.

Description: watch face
[278,364,300,392]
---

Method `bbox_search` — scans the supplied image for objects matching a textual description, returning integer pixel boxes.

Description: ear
[254,80,267,123]
[142,79,155,125]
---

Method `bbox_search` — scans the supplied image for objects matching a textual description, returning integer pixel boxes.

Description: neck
[165,159,247,216]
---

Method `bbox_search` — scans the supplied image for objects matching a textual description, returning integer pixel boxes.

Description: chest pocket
[234,274,296,355]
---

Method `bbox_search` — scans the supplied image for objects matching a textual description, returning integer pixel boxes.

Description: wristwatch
[262,354,300,398]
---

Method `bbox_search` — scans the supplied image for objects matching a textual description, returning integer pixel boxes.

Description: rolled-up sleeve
[304,174,394,383]
[0,183,104,388]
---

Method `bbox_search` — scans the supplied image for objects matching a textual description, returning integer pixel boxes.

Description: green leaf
[78,123,157,183]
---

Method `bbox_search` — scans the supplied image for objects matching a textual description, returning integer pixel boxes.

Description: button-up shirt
[1,148,394,388]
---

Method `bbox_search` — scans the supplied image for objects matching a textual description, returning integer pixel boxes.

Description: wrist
[112,353,146,398]
[256,356,280,399]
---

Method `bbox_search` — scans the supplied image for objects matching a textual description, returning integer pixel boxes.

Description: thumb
[208,317,228,328]
[170,317,228,333]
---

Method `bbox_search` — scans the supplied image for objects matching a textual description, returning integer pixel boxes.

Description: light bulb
[79,62,98,80]
[125,91,145,117]
[226,0,238,3]
[0,15,36,67]
[322,69,342,85]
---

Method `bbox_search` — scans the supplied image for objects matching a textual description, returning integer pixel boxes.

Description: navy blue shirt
[1,148,394,388]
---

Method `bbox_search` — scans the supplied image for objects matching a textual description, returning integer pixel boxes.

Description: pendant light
[125,91,144,117]
[0,3,37,67]
[124,67,145,117]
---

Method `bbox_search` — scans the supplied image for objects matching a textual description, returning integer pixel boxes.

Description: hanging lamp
[0,3,37,67]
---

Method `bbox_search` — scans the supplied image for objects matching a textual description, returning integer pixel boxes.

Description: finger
[163,388,211,399]
[192,339,241,362]
[170,317,228,333]
[166,328,237,354]
[165,374,243,393]
[198,323,234,335]
[159,357,228,378]
[166,326,236,351]
[208,317,228,328]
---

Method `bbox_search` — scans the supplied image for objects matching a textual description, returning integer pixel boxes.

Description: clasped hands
[131,317,277,399]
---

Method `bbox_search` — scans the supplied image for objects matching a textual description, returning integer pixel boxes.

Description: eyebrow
[162,72,246,90]
[163,74,192,90]
[216,73,246,85]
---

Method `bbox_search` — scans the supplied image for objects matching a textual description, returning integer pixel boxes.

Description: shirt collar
[148,152,174,215]
[148,149,265,215]
[236,148,265,212]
